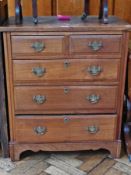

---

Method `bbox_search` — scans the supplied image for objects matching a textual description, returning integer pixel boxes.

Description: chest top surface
[0,16,131,32]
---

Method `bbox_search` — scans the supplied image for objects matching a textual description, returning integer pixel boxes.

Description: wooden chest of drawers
[0,16,130,161]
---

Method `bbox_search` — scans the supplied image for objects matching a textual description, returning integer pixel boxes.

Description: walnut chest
[0,16,130,161]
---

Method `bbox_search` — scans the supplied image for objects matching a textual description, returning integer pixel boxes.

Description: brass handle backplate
[32,42,45,52]
[86,94,101,104]
[33,95,46,104]
[87,65,102,76]
[34,126,47,135]
[88,41,103,51]
[32,67,46,77]
[86,126,99,134]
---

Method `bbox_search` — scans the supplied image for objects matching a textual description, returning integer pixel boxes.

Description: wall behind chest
[8,0,52,16]
[7,0,115,17]
[56,0,114,16]
[7,0,131,23]
[114,0,131,24]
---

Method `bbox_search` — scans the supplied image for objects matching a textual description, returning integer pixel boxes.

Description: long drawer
[70,35,122,55]
[13,59,120,84]
[14,115,117,143]
[14,86,118,114]
[11,35,65,58]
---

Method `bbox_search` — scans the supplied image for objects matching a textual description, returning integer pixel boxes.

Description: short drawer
[14,115,117,143]
[69,115,117,141]
[11,35,65,58]
[15,115,69,143]
[14,86,118,114]
[70,35,122,55]
[13,59,120,83]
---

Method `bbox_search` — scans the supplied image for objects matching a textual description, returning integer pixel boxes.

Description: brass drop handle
[88,41,103,51]
[33,95,46,104]
[86,126,99,134]
[32,67,46,77]
[32,42,45,52]
[87,65,102,76]
[86,94,101,104]
[34,126,47,135]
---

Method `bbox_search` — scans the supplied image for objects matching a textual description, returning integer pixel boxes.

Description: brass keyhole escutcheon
[64,61,70,68]
[64,116,70,123]
[64,87,70,94]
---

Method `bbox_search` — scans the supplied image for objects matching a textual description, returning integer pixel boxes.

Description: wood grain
[13,59,120,84]
[14,115,116,143]
[14,86,118,114]
[0,0,8,25]
[8,0,52,17]
[88,158,116,175]
[6,0,113,17]
[11,35,65,57]
[7,0,131,40]
[10,141,121,161]
[70,34,122,55]
[1,17,130,161]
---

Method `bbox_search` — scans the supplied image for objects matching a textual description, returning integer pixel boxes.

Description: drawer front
[15,116,69,143]
[13,59,120,83]
[14,86,118,114]
[69,115,116,141]
[11,35,65,57]
[14,115,116,143]
[70,35,122,55]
